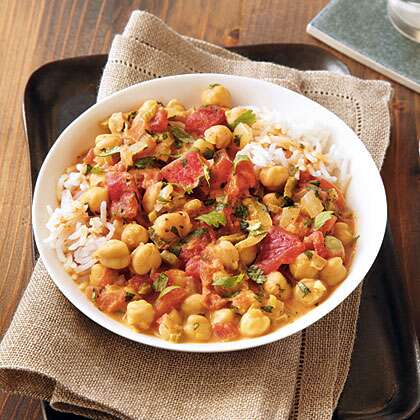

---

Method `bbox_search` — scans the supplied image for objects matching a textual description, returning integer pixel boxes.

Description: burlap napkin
[0,11,392,420]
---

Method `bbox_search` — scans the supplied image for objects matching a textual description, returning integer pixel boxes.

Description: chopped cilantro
[233,203,248,219]
[203,165,210,186]
[212,273,245,288]
[181,158,187,167]
[85,164,93,174]
[304,250,314,259]
[298,282,311,297]
[246,221,266,236]
[203,149,214,159]
[246,265,267,284]
[152,273,169,293]
[240,219,249,231]
[261,305,273,313]
[134,157,158,169]
[170,226,180,236]
[196,210,226,228]
[204,198,216,206]
[91,289,97,302]
[125,291,135,302]
[208,83,221,88]
[233,135,241,146]
[169,244,182,257]
[169,126,194,146]
[309,180,321,187]
[229,109,256,129]
[281,196,295,208]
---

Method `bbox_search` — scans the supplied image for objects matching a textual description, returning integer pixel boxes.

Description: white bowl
[32,74,387,352]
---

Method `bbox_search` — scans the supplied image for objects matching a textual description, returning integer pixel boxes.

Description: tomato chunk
[148,108,168,133]
[256,226,305,274]
[185,105,227,136]
[154,287,188,317]
[110,192,139,220]
[210,150,233,189]
[226,160,257,200]
[213,321,239,341]
[96,287,126,313]
[161,151,206,189]
[304,231,328,259]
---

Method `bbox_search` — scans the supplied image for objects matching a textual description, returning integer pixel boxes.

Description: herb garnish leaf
[212,273,245,288]
[196,211,226,228]
[153,273,169,292]
[247,265,267,284]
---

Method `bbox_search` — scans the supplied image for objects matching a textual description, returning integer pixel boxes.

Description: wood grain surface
[0,0,419,418]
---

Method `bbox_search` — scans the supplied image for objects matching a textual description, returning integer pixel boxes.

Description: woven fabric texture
[0,10,392,420]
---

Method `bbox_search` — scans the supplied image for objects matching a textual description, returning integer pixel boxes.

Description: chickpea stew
[45,84,357,343]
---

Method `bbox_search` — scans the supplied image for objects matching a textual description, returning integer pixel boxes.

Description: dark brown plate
[23,44,420,420]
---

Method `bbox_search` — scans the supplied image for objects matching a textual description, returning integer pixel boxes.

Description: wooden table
[0,0,419,418]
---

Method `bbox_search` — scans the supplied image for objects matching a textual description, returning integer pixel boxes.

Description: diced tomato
[154,287,188,318]
[213,321,239,341]
[132,135,157,160]
[180,235,212,262]
[304,231,328,259]
[128,274,152,290]
[203,292,228,311]
[148,108,168,133]
[110,192,139,220]
[226,159,257,200]
[256,226,305,274]
[317,215,337,234]
[210,150,233,189]
[96,287,126,313]
[106,171,138,201]
[185,105,227,136]
[97,267,120,287]
[130,168,162,190]
[318,178,346,210]
[161,151,206,189]
[83,148,95,165]
[185,255,201,279]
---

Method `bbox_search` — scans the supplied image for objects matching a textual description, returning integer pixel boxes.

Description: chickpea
[131,243,161,275]
[212,240,240,271]
[183,199,203,215]
[225,107,248,127]
[211,308,235,325]
[240,308,271,337]
[264,271,292,301]
[152,211,192,241]
[184,314,212,341]
[121,223,149,250]
[294,279,327,306]
[290,252,319,280]
[79,187,108,213]
[181,294,206,316]
[259,165,289,190]
[265,294,286,322]
[320,257,347,286]
[95,239,130,269]
[238,245,257,265]
[263,193,283,214]
[126,300,155,331]
[333,222,354,246]
[93,134,122,155]
[89,263,118,287]
[107,112,125,134]
[165,99,187,119]
[233,122,253,148]
[142,182,163,214]
[201,84,232,108]
[192,138,215,156]
[158,309,183,342]
[204,125,233,149]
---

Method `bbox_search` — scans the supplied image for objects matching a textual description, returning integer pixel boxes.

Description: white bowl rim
[32,73,387,353]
